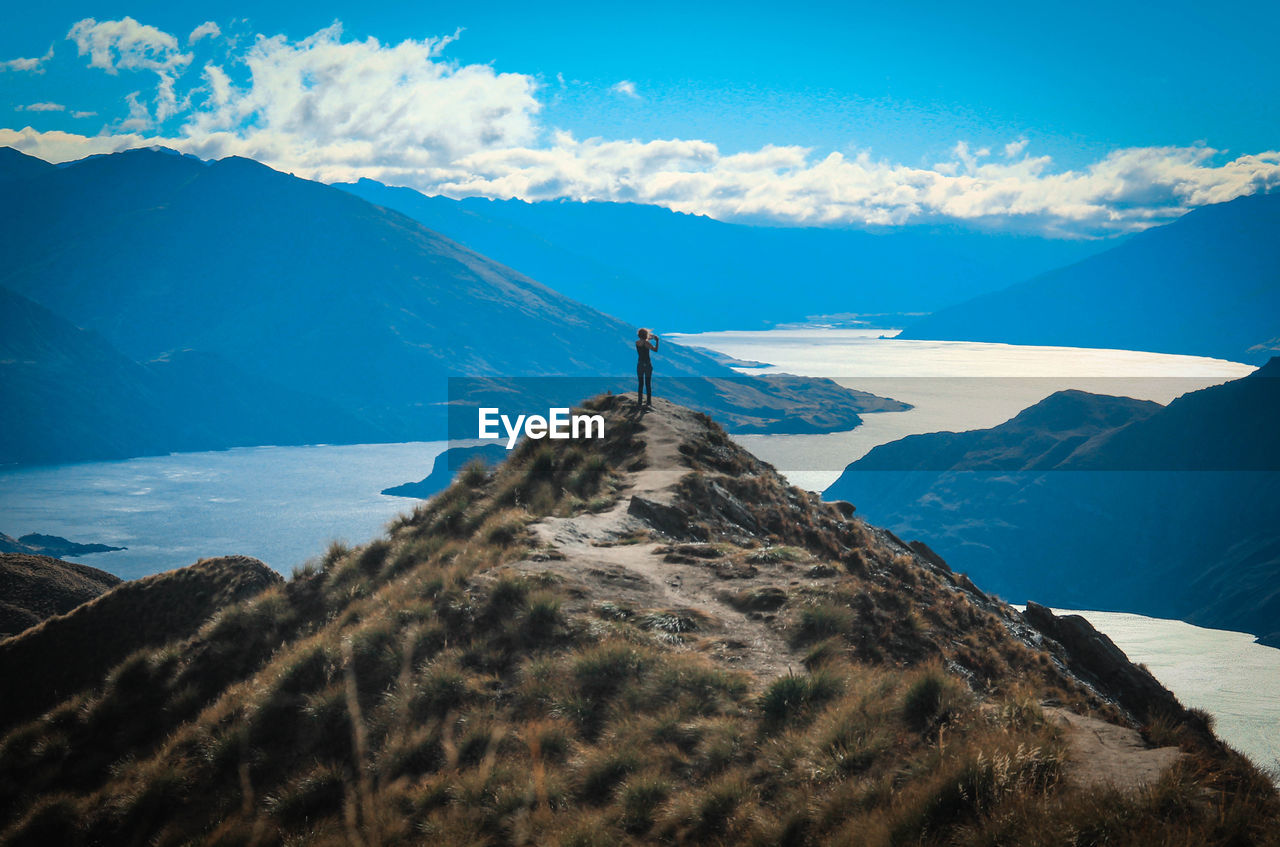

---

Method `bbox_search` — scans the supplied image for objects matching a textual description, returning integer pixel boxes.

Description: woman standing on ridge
[636,328,658,406]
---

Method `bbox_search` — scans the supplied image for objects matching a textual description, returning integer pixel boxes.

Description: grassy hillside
[0,556,281,730]
[0,554,120,638]
[0,397,1273,846]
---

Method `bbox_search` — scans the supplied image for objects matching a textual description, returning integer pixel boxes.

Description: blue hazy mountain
[824,363,1280,644]
[0,147,903,463]
[0,146,56,182]
[336,179,1107,331]
[0,284,385,465]
[899,191,1280,364]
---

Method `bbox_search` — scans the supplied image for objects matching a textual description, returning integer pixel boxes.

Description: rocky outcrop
[382,444,510,499]
[1022,602,1183,722]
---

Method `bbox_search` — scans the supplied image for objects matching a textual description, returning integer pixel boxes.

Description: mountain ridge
[336,177,1109,331]
[898,190,1280,364]
[1,147,906,464]
[0,394,1271,844]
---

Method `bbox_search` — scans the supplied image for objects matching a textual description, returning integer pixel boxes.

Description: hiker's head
[637,328,648,339]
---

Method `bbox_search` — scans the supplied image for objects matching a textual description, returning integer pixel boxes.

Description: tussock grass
[1,394,1276,846]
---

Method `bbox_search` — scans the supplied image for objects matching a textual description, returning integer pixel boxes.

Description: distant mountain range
[336,179,1106,331]
[825,361,1280,644]
[899,191,1280,364]
[0,147,903,464]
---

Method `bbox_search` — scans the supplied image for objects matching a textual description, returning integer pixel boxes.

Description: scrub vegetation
[0,394,1274,846]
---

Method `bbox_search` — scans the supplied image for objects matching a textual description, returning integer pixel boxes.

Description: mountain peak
[1250,355,1280,378]
[0,146,56,182]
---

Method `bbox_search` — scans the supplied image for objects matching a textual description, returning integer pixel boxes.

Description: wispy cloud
[5,19,1279,237]
[188,21,221,44]
[68,17,190,74]
[69,17,192,123]
[1,45,53,73]
[610,79,640,99]
[17,102,66,112]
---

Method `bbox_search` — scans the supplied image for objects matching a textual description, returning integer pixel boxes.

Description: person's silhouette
[635,328,658,406]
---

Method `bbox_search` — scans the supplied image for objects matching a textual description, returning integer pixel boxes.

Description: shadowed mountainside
[0,397,1271,845]
[0,553,120,638]
[0,284,383,465]
[0,147,55,183]
[899,191,1280,364]
[0,147,905,465]
[826,363,1280,643]
[0,555,281,729]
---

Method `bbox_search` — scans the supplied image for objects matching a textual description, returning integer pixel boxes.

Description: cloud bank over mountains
[4,17,1278,235]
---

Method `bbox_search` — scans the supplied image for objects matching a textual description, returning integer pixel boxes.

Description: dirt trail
[511,398,805,685]
[506,398,1186,792]
[1046,707,1183,792]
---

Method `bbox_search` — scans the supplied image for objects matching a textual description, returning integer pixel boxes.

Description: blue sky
[4,1,1279,235]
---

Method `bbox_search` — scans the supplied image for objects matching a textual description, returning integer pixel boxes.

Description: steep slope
[337,179,1107,330]
[0,284,384,465]
[0,553,120,637]
[899,191,1280,363]
[0,148,901,458]
[0,397,1271,846]
[825,365,1280,642]
[0,555,281,729]
[0,147,54,183]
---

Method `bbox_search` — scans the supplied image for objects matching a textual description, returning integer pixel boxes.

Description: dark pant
[637,364,653,402]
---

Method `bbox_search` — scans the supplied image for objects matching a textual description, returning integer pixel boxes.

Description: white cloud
[189,21,221,44]
[68,17,193,123]
[611,80,640,99]
[17,102,66,112]
[4,20,1279,237]
[177,23,540,179]
[72,110,98,119]
[1,45,54,73]
[120,92,152,130]
[68,17,190,74]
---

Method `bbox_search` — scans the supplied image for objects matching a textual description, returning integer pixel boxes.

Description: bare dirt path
[502,398,1187,793]
[511,398,806,685]
[1046,707,1183,792]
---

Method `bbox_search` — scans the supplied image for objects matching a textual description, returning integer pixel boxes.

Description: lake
[671,329,1255,491]
[0,441,447,580]
[3,331,1252,575]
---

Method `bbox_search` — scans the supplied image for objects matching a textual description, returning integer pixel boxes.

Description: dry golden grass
[1,394,1275,846]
